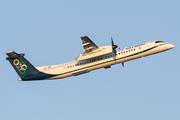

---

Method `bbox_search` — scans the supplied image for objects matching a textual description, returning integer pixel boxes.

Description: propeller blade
[122,62,124,67]
[111,37,114,46]
[111,38,117,49]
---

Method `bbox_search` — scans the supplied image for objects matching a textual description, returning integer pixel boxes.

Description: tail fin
[6,51,39,80]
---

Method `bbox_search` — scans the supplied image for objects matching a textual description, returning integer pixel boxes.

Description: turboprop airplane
[6,36,175,81]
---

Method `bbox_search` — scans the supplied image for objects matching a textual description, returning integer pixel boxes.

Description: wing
[81,36,98,53]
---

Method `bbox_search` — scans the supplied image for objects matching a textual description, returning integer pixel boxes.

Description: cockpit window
[155,41,164,43]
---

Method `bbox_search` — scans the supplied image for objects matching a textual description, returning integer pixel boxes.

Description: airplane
[6,36,175,81]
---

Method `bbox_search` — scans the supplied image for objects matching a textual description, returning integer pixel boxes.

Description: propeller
[111,37,124,67]
[111,37,118,56]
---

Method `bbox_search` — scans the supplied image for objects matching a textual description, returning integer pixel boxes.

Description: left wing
[81,36,98,53]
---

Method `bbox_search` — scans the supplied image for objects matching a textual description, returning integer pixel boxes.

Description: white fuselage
[36,40,174,80]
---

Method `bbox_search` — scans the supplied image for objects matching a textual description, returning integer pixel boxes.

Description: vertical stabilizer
[6,51,39,80]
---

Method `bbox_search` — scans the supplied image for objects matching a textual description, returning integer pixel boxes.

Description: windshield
[155,41,164,43]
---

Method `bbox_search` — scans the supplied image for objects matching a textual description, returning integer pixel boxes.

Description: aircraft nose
[169,44,175,49]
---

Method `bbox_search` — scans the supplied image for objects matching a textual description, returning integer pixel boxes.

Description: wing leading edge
[81,36,98,53]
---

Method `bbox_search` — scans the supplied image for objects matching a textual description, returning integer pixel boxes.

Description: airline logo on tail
[13,59,27,74]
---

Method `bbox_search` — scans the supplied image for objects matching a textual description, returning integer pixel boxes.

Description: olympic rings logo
[13,59,27,74]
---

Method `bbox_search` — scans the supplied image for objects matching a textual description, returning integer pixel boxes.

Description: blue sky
[1,0,180,120]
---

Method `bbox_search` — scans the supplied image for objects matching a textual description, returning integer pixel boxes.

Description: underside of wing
[81,36,98,53]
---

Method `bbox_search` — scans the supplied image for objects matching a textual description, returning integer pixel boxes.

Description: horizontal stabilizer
[6,51,25,60]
